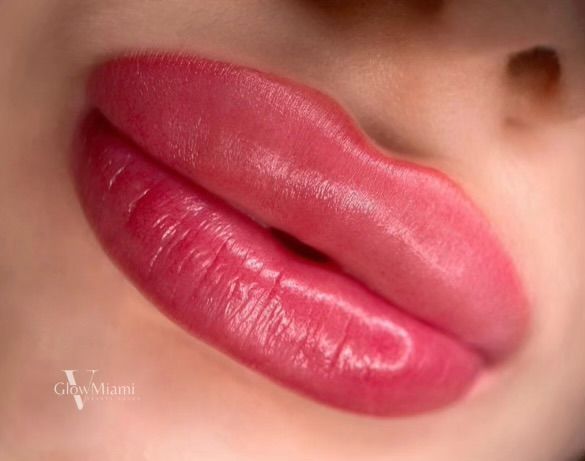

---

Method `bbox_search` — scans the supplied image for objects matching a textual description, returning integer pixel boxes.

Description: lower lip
[74,112,482,416]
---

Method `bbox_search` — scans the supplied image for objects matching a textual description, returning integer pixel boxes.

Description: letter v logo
[62,369,98,411]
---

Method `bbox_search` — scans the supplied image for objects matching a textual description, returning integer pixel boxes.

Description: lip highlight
[73,54,529,416]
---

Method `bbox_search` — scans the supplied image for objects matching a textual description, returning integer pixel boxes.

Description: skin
[0,0,584,460]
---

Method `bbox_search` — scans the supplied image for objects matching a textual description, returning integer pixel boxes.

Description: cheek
[507,121,585,366]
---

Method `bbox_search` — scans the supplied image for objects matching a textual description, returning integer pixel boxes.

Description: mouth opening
[269,227,332,264]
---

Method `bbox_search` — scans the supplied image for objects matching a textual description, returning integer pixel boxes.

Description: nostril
[506,46,562,97]
[407,0,445,15]
[503,46,566,126]
[269,228,331,264]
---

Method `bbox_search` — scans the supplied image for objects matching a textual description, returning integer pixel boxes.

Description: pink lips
[73,54,529,416]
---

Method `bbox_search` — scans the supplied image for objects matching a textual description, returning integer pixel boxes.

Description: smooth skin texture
[0,1,584,460]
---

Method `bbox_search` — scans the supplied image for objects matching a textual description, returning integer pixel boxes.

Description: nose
[292,0,585,159]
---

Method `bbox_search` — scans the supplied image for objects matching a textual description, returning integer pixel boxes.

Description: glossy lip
[73,54,529,416]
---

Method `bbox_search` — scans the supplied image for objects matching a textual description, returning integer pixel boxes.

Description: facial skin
[0,0,584,460]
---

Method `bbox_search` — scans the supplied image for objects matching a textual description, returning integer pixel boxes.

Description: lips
[73,54,529,416]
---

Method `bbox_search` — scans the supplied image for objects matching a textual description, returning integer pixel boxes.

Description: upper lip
[88,54,529,360]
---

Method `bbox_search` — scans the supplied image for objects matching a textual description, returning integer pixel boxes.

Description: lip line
[95,107,487,361]
[73,53,530,416]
